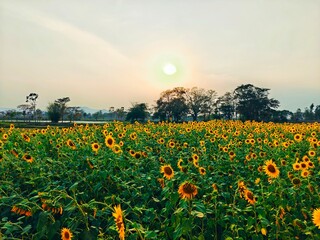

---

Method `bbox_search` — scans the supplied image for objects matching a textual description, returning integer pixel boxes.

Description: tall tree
[54,97,70,123]
[292,108,304,122]
[126,103,149,123]
[26,93,38,122]
[314,105,320,121]
[186,87,217,121]
[47,103,61,123]
[153,87,188,122]
[233,84,279,121]
[216,92,235,120]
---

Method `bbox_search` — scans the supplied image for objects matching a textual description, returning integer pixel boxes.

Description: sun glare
[163,63,177,75]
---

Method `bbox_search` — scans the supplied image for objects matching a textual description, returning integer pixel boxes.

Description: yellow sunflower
[66,139,76,150]
[308,150,316,157]
[291,178,301,187]
[244,190,256,205]
[105,135,115,148]
[312,208,320,229]
[22,154,33,163]
[294,133,302,142]
[61,228,73,240]
[199,167,206,175]
[263,160,280,178]
[292,162,301,171]
[178,182,198,200]
[91,143,100,153]
[301,170,310,178]
[112,205,125,240]
[160,165,174,180]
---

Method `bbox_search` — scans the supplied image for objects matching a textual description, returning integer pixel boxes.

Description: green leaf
[191,210,205,218]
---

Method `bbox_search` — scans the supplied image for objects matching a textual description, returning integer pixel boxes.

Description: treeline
[1,84,319,123]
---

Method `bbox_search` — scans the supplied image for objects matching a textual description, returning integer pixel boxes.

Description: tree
[216,92,235,120]
[17,104,33,122]
[233,84,280,121]
[47,103,61,123]
[26,93,38,122]
[153,87,188,122]
[126,103,149,123]
[54,97,70,123]
[292,108,304,122]
[314,105,320,121]
[186,87,217,121]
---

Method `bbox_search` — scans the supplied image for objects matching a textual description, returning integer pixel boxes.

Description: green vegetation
[0,121,319,239]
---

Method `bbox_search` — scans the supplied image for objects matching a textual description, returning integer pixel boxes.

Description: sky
[1,0,320,112]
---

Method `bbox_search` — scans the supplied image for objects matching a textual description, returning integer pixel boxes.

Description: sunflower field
[0,120,320,239]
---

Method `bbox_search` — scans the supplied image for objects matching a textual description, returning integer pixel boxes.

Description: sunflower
[21,133,30,142]
[261,228,267,236]
[244,189,256,205]
[22,154,33,163]
[263,160,280,178]
[302,155,310,162]
[291,178,301,187]
[312,208,320,229]
[113,144,122,154]
[134,152,141,159]
[91,143,100,153]
[2,133,8,140]
[199,167,206,175]
[177,159,183,170]
[301,170,310,178]
[294,133,302,142]
[300,162,308,170]
[307,161,314,168]
[178,182,198,200]
[66,139,76,150]
[105,135,115,148]
[168,141,175,148]
[308,150,316,157]
[112,205,125,240]
[160,165,174,180]
[157,178,165,188]
[61,228,73,240]
[293,162,301,171]
[157,138,165,144]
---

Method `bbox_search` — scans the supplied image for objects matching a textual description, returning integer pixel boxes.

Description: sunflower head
[263,160,280,178]
[105,135,115,148]
[312,208,320,229]
[61,228,73,240]
[178,182,198,200]
[160,165,174,180]
[244,190,256,205]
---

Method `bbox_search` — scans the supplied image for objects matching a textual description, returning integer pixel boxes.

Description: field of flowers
[0,120,319,239]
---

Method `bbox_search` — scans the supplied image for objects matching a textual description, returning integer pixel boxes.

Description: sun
[163,63,177,75]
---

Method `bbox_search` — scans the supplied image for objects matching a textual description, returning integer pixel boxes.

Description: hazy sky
[1,0,320,112]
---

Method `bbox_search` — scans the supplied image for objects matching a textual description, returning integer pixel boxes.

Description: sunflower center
[246,191,254,200]
[164,166,173,175]
[183,183,196,194]
[267,164,276,173]
[107,139,113,145]
[64,232,70,238]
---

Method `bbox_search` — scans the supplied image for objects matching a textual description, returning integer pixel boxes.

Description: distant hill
[0,107,17,112]
[79,107,109,114]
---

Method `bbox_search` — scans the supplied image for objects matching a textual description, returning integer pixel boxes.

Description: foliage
[0,120,319,239]
[54,97,71,123]
[186,87,217,121]
[233,84,280,121]
[153,87,189,122]
[47,103,62,123]
[126,103,149,123]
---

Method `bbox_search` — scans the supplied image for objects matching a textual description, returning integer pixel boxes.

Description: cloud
[2,2,131,65]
